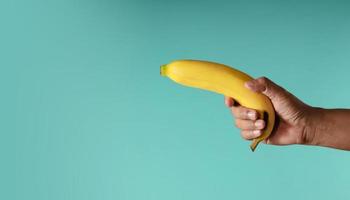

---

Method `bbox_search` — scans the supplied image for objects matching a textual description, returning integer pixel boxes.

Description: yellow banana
[160,60,275,151]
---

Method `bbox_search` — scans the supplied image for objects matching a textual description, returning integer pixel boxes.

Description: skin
[225,77,350,151]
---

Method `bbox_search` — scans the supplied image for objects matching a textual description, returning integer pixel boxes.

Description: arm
[308,108,350,150]
[225,77,350,151]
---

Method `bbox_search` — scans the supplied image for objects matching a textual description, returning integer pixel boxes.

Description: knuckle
[232,107,242,118]
[260,76,269,83]
[239,106,246,112]
[240,107,249,117]
[236,107,244,117]
[245,120,253,129]
[258,77,271,87]
[246,121,254,129]
[244,109,251,116]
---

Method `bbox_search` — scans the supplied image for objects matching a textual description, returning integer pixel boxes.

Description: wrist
[302,106,327,146]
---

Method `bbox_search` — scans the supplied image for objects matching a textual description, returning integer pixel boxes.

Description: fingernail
[253,130,261,137]
[247,111,256,119]
[255,120,265,128]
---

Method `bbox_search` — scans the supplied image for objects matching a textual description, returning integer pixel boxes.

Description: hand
[225,77,315,145]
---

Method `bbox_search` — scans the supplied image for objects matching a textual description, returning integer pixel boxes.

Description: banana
[160,60,275,151]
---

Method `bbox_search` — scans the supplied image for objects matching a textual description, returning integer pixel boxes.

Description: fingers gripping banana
[160,60,275,151]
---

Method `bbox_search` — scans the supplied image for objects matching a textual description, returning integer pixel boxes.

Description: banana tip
[250,139,259,152]
[250,146,256,152]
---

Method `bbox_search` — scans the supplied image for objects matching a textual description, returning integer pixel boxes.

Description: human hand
[225,77,315,145]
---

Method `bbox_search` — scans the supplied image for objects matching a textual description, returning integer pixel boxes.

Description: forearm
[307,108,350,150]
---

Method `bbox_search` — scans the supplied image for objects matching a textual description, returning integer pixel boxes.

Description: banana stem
[160,65,167,76]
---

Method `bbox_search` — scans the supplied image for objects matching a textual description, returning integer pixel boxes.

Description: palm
[264,90,309,145]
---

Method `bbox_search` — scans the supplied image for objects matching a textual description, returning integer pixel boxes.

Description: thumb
[244,77,285,101]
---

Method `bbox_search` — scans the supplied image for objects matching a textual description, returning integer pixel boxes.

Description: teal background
[1,0,350,199]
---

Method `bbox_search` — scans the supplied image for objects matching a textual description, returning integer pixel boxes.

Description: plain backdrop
[1,0,350,199]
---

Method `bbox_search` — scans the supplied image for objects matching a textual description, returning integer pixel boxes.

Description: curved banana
[160,60,275,151]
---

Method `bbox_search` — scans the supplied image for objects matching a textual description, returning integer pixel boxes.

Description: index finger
[224,96,234,107]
